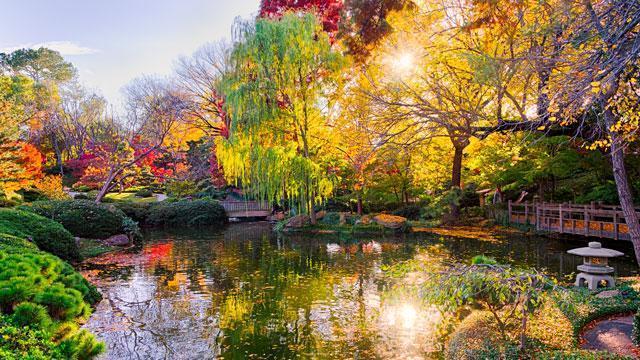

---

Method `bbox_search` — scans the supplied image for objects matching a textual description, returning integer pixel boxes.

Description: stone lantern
[567,242,624,290]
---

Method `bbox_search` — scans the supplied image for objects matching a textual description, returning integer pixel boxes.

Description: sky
[0,0,259,107]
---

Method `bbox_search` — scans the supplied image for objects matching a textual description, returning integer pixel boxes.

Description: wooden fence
[508,201,638,241]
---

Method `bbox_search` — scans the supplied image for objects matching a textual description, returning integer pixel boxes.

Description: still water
[81,223,637,359]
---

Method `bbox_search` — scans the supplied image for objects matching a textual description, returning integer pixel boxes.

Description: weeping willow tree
[218,13,346,223]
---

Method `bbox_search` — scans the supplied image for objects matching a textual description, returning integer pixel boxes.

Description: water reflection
[81,223,637,359]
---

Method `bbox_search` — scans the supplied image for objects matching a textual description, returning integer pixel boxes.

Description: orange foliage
[0,141,44,197]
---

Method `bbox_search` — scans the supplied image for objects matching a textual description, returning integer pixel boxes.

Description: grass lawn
[104,192,158,203]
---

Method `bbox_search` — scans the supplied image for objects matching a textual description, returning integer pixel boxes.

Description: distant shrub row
[113,198,227,227]
[19,200,140,241]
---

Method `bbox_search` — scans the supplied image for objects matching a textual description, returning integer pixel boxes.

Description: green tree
[219,13,347,223]
[0,48,76,83]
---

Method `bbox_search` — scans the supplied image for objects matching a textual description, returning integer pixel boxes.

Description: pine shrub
[21,200,132,239]
[0,208,80,261]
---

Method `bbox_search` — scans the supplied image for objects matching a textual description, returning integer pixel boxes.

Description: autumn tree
[219,14,347,223]
[93,77,189,202]
[364,6,497,218]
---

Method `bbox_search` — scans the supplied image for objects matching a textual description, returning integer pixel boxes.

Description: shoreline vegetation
[0,194,638,358]
[3,0,640,357]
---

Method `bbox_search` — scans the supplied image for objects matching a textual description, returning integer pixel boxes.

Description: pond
[80,223,638,359]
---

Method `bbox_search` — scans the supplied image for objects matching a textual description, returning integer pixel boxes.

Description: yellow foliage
[33,175,70,200]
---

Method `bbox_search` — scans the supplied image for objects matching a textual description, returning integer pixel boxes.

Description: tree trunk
[357,193,363,216]
[309,189,317,225]
[450,143,465,219]
[95,168,118,204]
[50,134,64,175]
[605,110,640,265]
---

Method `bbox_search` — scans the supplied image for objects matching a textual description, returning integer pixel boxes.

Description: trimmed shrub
[320,212,342,225]
[0,250,101,311]
[21,200,131,239]
[134,188,153,198]
[73,193,89,200]
[0,209,80,261]
[112,202,151,224]
[11,302,52,328]
[147,198,227,227]
[392,204,421,220]
[0,232,39,251]
[445,311,511,360]
[19,189,47,202]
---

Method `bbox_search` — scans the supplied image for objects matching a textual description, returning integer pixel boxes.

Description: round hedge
[0,209,80,261]
[21,200,130,239]
[146,198,227,227]
[445,312,513,360]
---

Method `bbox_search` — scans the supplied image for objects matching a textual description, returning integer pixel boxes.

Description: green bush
[0,208,80,261]
[392,204,421,220]
[165,179,197,198]
[320,212,342,225]
[0,250,101,312]
[0,197,19,208]
[445,311,508,360]
[134,188,153,198]
[461,206,485,219]
[11,302,52,328]
[112,202,151,223]
[72,184,91,192]
[73,193,89,200]
[21,200,134,239]
[147,198,227,227]
[19,189,47,202]
[0,314,104,360]
[0,232,39,251]
[0,315,65,360]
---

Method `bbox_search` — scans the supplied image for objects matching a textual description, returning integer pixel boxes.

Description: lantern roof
[567,242,624,258]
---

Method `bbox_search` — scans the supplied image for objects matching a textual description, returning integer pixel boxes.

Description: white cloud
[0,41,99,55]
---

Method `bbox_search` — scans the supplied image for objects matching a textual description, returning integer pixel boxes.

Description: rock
[103,234,130,246]
[595,290,620,299]
[357,215,372,225]
[372,214,407,229]
[315,211,326,220]
[285,215,310,228]
[339,212,347,225]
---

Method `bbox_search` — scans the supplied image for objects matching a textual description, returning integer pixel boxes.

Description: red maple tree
[259,0,344,35]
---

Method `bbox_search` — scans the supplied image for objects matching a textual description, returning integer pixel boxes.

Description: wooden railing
[220,200,271,215]
[508,201,637,241]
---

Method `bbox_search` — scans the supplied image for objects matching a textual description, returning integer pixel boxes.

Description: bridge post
[559,203,564,234]
[584,205,589,236]
[614,212,619,240]
[536,202,540,231]
[508,200,512,224]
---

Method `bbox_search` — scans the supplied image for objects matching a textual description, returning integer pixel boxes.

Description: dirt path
[581,314,638,358]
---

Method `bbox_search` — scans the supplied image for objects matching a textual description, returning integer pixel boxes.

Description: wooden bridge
[221,200,272,218]
[508,201,636,241]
